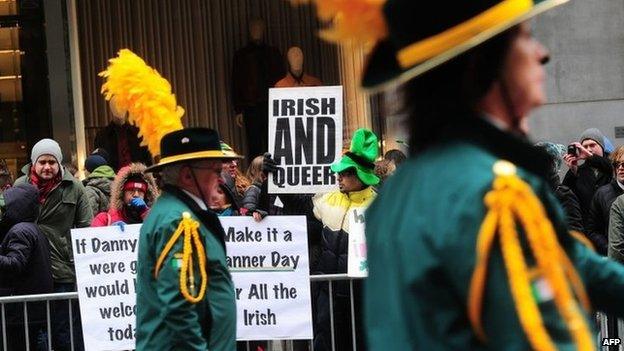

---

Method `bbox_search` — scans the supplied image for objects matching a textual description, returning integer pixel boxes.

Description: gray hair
[159,164,184,186]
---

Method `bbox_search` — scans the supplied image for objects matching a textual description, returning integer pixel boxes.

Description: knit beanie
[84,155,108,173]
[91,148,110,163]
[579,128,606,152]
[31,139,63,164]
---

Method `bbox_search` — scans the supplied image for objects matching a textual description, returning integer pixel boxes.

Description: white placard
[72,224,140,351]
[268,86,343,194]
[222,216,312,341]
[348,208,368,278]
[72,216,312,350]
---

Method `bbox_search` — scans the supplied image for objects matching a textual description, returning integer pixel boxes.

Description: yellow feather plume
[291,0,388,46]
[99,49,184,158]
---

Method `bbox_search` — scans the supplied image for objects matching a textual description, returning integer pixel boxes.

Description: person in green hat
[311,127,378,351]
[297,0,624,349]
[135,128,237,351]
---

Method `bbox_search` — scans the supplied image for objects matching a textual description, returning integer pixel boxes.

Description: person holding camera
[562,128,613,231]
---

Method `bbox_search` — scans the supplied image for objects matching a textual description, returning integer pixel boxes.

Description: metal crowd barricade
[0,274,365,351]
[0,291,78,351]
[597,312,624,351]
[4,278,620,351]
[237,273,367,351]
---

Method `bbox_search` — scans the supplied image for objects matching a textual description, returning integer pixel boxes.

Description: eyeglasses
[188,164,222,175]
[614,162,624,169]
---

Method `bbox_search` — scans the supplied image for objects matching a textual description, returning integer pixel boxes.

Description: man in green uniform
[136,128,237,350]
[300,0,624,349]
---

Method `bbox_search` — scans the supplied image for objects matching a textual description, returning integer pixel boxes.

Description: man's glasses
[613,162,624,169]
[188,164,222,174]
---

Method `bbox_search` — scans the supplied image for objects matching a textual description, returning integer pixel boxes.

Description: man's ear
[178,165,193,188]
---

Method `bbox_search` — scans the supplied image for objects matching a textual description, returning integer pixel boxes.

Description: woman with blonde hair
[242,155,268,221]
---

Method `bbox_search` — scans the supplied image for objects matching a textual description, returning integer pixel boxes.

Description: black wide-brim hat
[362,0,568,93]
[146,128,232,172]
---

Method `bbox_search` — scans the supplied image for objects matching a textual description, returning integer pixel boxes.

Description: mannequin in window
[232,18,285,160]
[275,46,322,88]
[93,96,152,171]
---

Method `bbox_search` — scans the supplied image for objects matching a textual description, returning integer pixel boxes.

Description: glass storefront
[0,0,51,178]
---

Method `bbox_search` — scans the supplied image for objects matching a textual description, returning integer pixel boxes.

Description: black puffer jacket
[555,185,584,234]
[586,180,624,255]
[0,183,53,323]
[562,155,613,226]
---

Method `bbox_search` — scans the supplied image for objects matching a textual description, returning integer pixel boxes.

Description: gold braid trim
[154,212,208,304]
[468,162,594,351]
[569,230,596,252]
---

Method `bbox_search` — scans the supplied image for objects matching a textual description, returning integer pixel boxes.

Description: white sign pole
[268,86,343,194]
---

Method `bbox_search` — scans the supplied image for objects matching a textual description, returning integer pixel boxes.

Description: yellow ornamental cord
[468,164,594,351]
[569,230,595,251]
[154,213,208,304]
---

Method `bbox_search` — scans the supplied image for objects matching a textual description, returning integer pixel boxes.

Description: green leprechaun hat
[331,128,380,186]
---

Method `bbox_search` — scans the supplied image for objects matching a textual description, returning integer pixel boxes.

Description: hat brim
[222,151,245,160]
[331,157,380,186]
[145,150,232,173]
[361,0,568,94]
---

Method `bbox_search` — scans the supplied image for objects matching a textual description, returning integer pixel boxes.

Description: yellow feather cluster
[291,0,388,46]
[99,49,184,158]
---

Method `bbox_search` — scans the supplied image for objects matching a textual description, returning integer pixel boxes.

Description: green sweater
[15,164,93,283]
[136,187,236,350]
[365,120,624,350]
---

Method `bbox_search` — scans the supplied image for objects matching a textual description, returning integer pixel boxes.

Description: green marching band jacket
[136,185,236,351]
[365,118,624,351]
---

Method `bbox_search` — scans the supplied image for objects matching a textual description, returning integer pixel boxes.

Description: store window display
[275,46,322,88]
[232,18,285,160]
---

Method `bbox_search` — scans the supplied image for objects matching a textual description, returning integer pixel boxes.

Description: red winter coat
[89,163,159,227]
[91,207,149,227]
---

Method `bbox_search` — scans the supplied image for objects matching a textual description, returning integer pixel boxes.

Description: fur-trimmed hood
[109,163,159,211]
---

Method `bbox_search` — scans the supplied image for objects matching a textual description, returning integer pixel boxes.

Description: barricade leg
[2,303,6,351]
[51,283,83,351]
[46,301,51,351]
[328,281,335,351]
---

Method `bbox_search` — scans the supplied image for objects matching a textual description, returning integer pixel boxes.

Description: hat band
[123,181,147,192]
[346,152,375,170]
[159,150,227,165]
[396,0,532,69]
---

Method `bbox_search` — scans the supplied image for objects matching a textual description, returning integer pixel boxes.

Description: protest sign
[348,208,368,277]
[222,215,312,341]
[72,216,311,350]
[268,85,343,194]
[72,224,140,351]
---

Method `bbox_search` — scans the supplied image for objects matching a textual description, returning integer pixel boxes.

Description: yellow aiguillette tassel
[154,212,209,304]
[468,160,594,351]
